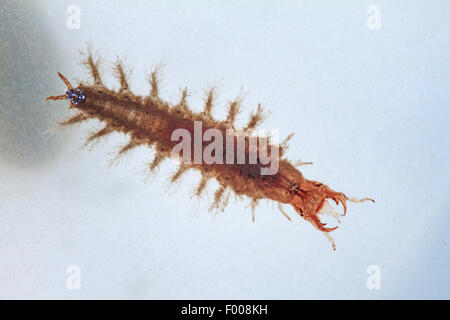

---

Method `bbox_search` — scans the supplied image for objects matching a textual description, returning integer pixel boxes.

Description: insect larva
[46,49,374,250]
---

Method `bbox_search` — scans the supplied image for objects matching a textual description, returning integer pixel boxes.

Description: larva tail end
[346,196,375,204]
[286,176,375,242]
[323,232,336,251]
[288,179,347,232]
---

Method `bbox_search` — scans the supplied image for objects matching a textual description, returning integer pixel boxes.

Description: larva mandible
[46,49,374,250]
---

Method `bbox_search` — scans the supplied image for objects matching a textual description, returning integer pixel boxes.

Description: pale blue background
[0,0,448,299]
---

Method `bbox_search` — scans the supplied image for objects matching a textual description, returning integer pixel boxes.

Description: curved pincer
[307,214,338,232]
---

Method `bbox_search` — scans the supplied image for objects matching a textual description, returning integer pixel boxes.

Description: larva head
[65,88,86,106]
[289,179,348,232]
[45,72,86,105]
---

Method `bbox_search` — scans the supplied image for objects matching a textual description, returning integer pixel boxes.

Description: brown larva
[46,48,374,250]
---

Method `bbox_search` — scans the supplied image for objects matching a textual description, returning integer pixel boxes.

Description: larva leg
[85,126,113,146]
[170,163,189,184]
[116,139,143,157]
[58,113,88,126]
[245,103,266,131]
[179,87,188,105]
[202,87,216,118]
[113,58,131,93]
[277,202,292,222]
[149,151,165,171]
[279,133,294,157]
[193,174,211,198]
[225,95,243,127]
[82,49,103,86]
[220,188,231,212]
[108,140,139,166]
[209,186,225,213]
[209,187,231,213]
[250,199,259,222]
[178,87,190,112]
[149,64,163,98]
[323,232,336,251]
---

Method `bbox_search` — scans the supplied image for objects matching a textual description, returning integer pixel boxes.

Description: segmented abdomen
[66,69,290,213]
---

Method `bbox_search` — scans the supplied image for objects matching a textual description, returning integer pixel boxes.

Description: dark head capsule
[66,88,86,105]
